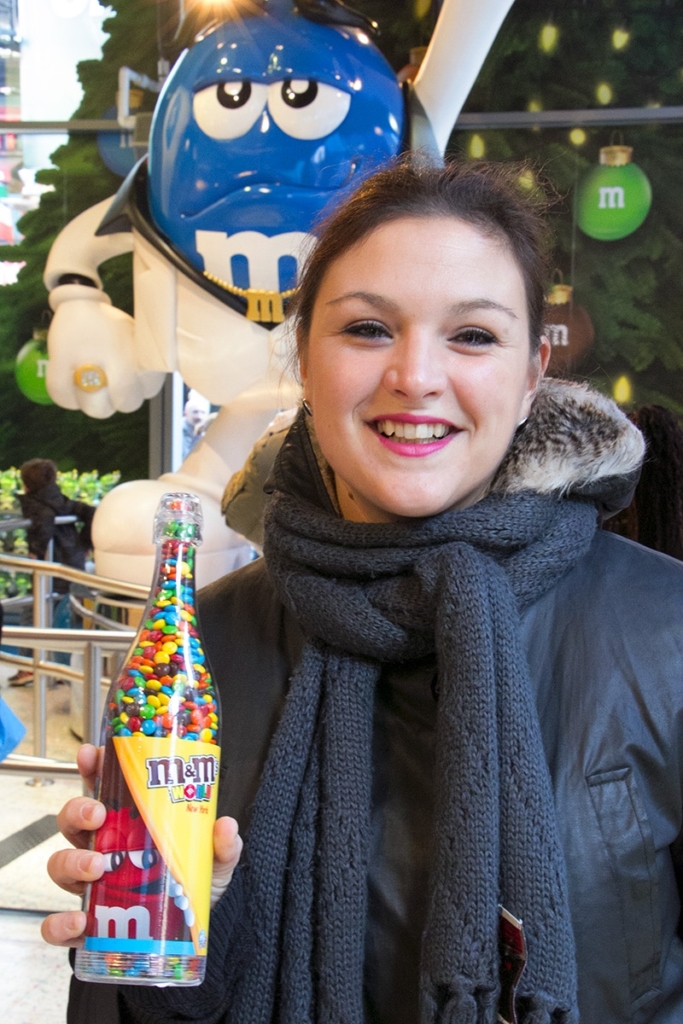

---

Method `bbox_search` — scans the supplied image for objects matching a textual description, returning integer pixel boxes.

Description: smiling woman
[46,158,683,1024]
[299,215,549,522]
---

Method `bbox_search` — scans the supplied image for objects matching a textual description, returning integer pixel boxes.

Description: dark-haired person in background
[19,459,95,570]
[8,459,95,686]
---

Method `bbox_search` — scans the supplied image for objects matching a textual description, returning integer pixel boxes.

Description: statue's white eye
[192,80,268,140]
[128,848,160,870]
[267,79,351,140]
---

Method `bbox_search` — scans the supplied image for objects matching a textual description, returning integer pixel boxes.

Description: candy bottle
[75,493,220,986]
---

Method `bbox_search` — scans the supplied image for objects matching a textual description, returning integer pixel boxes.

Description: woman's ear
[521,336,551,418]
[537,334,551,377]
[297,328,308,389]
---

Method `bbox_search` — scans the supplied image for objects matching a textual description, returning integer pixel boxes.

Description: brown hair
[291,155,552,359]
[20,458,57,492]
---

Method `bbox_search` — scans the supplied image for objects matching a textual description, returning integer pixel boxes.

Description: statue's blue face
[147,8,404,295]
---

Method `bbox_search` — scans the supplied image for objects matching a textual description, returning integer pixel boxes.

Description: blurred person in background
[182,389,211,459]
[8,459,95,686]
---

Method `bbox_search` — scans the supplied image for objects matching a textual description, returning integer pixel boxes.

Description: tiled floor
[1,661,83,1023]
[5,910,74,1024]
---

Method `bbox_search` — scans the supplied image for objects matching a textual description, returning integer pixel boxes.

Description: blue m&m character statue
[147,0,404,323]
[43,0,515,590]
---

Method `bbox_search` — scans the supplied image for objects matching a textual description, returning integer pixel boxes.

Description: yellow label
[113,735,220,955]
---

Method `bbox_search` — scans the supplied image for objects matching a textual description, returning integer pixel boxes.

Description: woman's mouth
[371,418,456,457]
[375,418,452,442]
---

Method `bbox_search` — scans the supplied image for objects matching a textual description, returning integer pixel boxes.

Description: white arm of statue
[44,197,164,417]
[411,0,516,156]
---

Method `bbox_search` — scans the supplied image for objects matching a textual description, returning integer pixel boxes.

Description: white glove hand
[47,283,164,418]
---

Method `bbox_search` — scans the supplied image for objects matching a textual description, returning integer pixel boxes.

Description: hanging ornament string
[570,150,580,301]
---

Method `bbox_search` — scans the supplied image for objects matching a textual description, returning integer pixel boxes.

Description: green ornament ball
[576,160,652,241]
[15,337,53,405]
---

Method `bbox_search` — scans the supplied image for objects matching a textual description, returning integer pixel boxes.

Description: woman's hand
[41,743,243,948]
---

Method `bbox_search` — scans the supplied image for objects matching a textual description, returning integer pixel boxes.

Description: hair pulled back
[291,155,552,357]
[20,458,57,492]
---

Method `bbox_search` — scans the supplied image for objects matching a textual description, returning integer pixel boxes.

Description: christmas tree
[3,0,678,484]
[0,0,179,478]
[457,0,683,414]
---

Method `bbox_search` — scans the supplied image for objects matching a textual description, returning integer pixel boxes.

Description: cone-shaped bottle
[75,493,220,986]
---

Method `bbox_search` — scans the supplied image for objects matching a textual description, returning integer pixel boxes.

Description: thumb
[211,816,243,907]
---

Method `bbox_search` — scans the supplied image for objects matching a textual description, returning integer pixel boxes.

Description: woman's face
[300,216,550,524]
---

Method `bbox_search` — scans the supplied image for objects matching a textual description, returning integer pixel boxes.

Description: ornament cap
[599,145,633,167]
[547,283,573,305]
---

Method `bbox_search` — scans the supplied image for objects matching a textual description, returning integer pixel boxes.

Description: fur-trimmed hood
[223,379,645,546]
[492,379,644,516]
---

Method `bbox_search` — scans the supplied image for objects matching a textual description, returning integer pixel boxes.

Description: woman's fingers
[44,814,242,940]
[41,909,87,948]
[42,745,106,948]
[42,843,104,947]
[76,743,101,794]
[210,816,243,907]
[47,847,105,896]
[56,795,106,850]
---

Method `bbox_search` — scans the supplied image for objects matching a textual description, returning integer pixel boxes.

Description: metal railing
[0,553,149,777]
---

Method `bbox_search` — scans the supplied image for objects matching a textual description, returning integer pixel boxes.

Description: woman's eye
[344,321,391,340]
[268,79,351,140]
[193,81,268,140]
[129,848,160,870]
[452,328,497,347]
[102,850,126,872]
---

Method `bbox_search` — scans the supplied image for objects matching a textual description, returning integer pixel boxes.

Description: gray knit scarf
[230,476,598,1024]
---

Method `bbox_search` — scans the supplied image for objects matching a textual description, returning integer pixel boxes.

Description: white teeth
[376,419,450,440]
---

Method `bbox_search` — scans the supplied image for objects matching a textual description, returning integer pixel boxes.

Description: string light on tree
[538,23,558,53]
[596,82,613,105]
[613,375,632,406]
[517,169,536,191]
[576,145,652,241]
[543,282,595,374]
[469,134,485,159]
[612,28,630,50]
[570,128,587,146]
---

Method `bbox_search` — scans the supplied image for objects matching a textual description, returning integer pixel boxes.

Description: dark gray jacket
[70,383,683,1024]
[189,536,683,1024]
[112,527,683,1024]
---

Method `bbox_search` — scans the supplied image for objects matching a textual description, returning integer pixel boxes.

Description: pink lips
[371,414,457,459]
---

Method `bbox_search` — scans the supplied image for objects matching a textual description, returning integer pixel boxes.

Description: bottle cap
[153,492,203,545]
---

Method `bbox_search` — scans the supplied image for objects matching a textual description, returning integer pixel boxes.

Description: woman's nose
[382,333,446,401]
